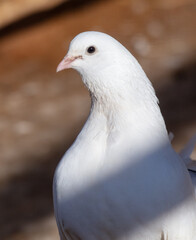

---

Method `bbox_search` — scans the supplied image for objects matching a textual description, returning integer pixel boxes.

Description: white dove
[53,31,196,240]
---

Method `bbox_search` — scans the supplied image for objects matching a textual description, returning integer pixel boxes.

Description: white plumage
[54,31,196,240]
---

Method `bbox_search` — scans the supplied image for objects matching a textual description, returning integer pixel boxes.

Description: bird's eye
[86,46,96,54]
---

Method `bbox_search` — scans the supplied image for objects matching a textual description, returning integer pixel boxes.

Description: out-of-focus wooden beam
[0,0,66,28]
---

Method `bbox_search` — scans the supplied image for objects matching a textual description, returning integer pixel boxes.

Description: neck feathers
[81,54,168,143]
[85,74,168,144]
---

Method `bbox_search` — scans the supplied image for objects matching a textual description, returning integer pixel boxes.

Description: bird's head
[56,31,156,107]
[57,32,140,91]
[57,31,125,73]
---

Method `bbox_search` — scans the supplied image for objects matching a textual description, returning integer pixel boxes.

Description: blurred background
[0,0,195,239]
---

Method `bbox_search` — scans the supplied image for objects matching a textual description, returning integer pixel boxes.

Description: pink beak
[56,55,83,72]
[56,55,74,72]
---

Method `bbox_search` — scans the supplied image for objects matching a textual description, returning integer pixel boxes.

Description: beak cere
[56,55,82,72]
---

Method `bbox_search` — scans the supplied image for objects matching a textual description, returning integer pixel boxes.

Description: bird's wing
[179,134,196,195]
[169,132,196,195]
[188,162,196,172]
[168,132,196,170]
[188,170,196,196]
[58,225,81,240]
[179,134,196,165]
[63,229,81,240]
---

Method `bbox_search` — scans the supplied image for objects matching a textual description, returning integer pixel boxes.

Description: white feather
[54,31,196,240]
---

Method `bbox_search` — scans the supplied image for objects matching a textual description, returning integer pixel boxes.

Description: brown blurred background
[0,0,195,239]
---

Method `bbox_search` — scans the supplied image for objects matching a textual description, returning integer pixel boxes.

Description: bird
[53,31,196,240]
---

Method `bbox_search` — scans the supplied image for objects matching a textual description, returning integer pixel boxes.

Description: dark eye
[87,46,96,54]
